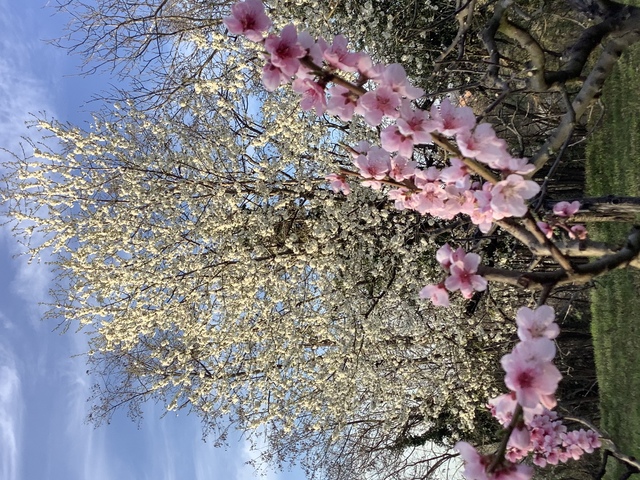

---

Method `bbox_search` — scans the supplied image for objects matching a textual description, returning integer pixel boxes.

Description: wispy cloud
[60,337,118,480]
[0,5,56,155]
[0,344,23,480]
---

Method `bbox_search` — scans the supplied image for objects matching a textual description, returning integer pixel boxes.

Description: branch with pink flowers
[222,1,640,478]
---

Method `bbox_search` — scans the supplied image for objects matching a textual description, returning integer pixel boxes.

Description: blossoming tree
[5,0,640,478]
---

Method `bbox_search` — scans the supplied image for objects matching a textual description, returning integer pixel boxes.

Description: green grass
[586,38,640,479]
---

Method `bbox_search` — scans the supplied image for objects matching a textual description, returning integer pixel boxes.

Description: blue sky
[0,1,305,479]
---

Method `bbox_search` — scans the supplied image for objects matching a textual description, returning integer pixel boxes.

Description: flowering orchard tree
[5,0,640,479]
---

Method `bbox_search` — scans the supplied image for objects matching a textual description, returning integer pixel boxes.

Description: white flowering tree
[6,0,640,478]
[5,101,505,476]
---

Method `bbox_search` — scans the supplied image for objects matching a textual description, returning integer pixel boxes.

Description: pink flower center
[516,369,534,388]
[243,17,256,29]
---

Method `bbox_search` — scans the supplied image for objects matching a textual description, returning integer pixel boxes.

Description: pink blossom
[489,392,519,426]
[380,125,414,157]
[436,243,454,271]
[435,244,465,272]
[292,78,326,114]
[429,98,476,137]
[441,181,474,219]
[516,306,559,341]
[414,166,441,186]
[326,173,351,195]
[583,430,601,452]
[295,32,326,79]
[508,426,531,451]
[355,86,401,126]
[223,0,272,42]
[490,175,540,220]
[444,252,487,299]
[353,147,390,180]
[553,201,581,217]
[356,54,386,80]
[379,64,424,99]
[397,101,436,144]
[455,442,533,480]
[537,221,554,239]
[387,188,412,210]
[501,339,562,409]
[457,123,508,163]
[492,156,536,175]
[471,183,495,233]
[439,158,468,185]
[456,442,490,480]
[389,156,417,181]
[326,85,358,121]
[569,224,588,240]
[323,35,361,72]
[419,284,450,307]
[410,183,447,215]
[264,24,306,76]
[261,60,288,91]
[490,391,544,426]
[349,141,372,158]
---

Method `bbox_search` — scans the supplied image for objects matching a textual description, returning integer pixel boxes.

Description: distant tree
[3,104,507,477]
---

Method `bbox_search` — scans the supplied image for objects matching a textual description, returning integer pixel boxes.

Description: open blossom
[439,157,468,186]
[419,283,450,307]
[457,123,508,163]
[491,175,540,220]
[355,85,401,126]
[456,442,533,480]
[380,125,414,157]
[264,24,306,76]
[326,85,358,121]
[553,201,581,217]
[429,97,476,137]
[410,183,447,215]
[435,243,465,271]
[379,64,424,99]
[444,251,487,299]
[501,338,562,409]
[396,102,436,144]
[223,0,272,42]
[389,155,416,181]
[353,147,390,181]
[323,35,361,72]
[516,305,559,341]
[387,187,412,210]
[292,78,326,114]
[261,60,288,91]
[326,173,350,195]
[471,183,495,233]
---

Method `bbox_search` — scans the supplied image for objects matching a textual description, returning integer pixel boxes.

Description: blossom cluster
[455,306,599,479]
[419,244,487,307]
[537,200,587,240]
[507,408,601,467]
[223,0,541,234]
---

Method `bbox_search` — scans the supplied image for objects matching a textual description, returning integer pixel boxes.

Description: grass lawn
[586,36,640,479]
